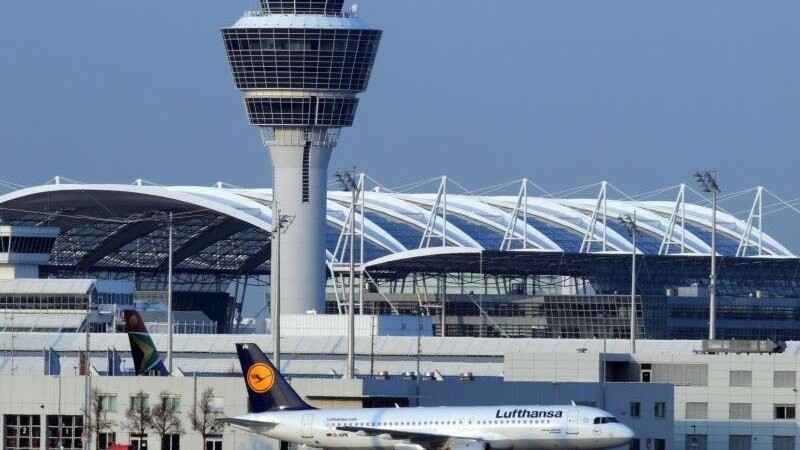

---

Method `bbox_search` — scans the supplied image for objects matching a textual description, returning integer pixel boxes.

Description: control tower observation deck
[222,0,382,314]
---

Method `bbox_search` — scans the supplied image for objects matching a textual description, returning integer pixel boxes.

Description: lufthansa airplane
[223,343,634,450]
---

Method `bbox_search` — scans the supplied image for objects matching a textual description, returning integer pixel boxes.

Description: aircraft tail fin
[235,343,314,413]
[124,309,169,376]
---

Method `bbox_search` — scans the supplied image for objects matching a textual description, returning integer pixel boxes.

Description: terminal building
[2,333,800,450]
[1,181,799,340]
[1,179,800,449]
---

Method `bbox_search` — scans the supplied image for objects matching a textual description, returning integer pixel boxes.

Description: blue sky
[1,1,799,249]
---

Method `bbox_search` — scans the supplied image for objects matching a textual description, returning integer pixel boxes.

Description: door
[685,434,707,450]
[565,410,579,435]
[302,414,314,439]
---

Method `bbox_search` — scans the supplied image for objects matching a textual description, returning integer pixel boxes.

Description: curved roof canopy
[0,183,793,276]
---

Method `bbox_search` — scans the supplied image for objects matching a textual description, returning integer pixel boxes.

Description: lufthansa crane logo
[246,363,275,393]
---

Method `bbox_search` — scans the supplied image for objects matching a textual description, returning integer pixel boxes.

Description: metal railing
[243,9,359,19]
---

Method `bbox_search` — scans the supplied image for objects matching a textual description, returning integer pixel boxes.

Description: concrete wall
[0,375,381,450]
[506,350,800,450]
[0,374,673,450]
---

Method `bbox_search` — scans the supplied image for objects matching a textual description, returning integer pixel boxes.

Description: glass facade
[327,294,648,339]
[222,28,382,91]
[525,216,583,252]
[363,212,424,250]
[666,297,800,340]
[245,96,358,127]
[682,222,740,256]
[446,214,505,250]
[325,223,389,262]
[605,220,663,255]
[0,236,56,254]
[0,294,90,311]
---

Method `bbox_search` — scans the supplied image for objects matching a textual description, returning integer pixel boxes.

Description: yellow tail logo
[246,363,275,393]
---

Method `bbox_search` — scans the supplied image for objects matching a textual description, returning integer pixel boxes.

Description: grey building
[2,332,681,450]
[0,372,672,450]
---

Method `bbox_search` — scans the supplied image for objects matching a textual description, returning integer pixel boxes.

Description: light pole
[694,171,720,340]
[620,212,638,354]
[601,310,607,409]
[166,212,173,373]
[415,307,422,407]
[335,170,359,380]
[83,291,91,450]
[270,206,293,370]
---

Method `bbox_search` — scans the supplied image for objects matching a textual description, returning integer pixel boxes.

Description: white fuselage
[233,405,634,450]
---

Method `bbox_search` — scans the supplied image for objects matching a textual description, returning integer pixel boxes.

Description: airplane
[222,343,635,450]
[123,309,169,376]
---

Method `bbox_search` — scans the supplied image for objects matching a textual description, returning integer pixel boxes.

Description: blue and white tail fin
[235,343,314,413]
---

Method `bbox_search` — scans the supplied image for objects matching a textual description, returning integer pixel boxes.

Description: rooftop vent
[402,371,417,380]
[700,339,786,355]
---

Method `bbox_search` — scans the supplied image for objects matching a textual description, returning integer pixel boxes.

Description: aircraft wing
[337,426,481,450]
[219,417,277,434]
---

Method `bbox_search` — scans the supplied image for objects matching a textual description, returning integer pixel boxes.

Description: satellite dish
[350,4,359,16]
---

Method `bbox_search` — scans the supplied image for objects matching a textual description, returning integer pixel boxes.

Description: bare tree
[189,388,224,448]
[151,392,184,450]
[125,390,152,445]
[83,388,117,450]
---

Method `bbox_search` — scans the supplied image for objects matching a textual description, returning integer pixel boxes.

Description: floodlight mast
[270,208,293,370]
[221,1,382,317]
[335,170,358,380]
[620,212,638,354]
[167,212,173,373]
[694,171,720,340]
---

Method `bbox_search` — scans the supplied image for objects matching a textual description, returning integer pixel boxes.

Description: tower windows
[302,141,311,203]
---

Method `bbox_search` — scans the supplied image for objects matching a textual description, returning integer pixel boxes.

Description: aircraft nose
[618,424,635,443]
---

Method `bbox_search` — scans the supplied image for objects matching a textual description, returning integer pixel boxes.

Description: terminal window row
[0,295,89,310]
[639,365,797,388]
[682,402,796,420]
[629,401,667,419]
[669,306,800,322]
[683,434,798,450]
[728,370,796,388]
[0,236,56,254]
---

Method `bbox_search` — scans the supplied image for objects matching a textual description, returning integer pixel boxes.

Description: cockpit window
[593,417,619,424]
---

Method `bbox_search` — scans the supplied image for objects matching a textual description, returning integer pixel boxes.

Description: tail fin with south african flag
[124,309,169,376]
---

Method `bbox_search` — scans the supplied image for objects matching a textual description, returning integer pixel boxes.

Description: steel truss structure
[0,180,798,302]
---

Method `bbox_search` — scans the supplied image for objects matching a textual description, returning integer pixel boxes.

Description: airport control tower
[222,1,382,314]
